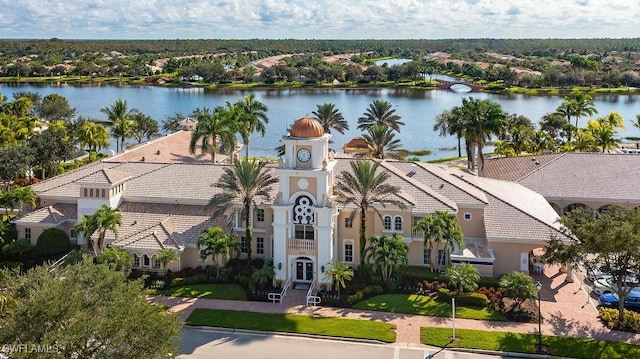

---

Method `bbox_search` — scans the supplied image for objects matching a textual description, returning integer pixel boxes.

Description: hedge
[35,228,71,255]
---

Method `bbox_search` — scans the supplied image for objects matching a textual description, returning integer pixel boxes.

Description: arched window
[564,203,587,214]
[152,256,161,269]
[142,254,150,268]
[383,215,392,230]
[394,216,403,231]
[293,195,314,224]
[133,254,140,267]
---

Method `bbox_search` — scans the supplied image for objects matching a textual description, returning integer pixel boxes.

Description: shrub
[347,290,364,305]
[35,228,71,256]
[507,309,536,322]
[363,285,384,296]
[0,261,22,270]
[478,287,504,311]
[437,288,488,307]
[170,278,185,287]
[599,308,640,333]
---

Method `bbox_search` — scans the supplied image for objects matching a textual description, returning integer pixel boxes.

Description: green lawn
[186,308,396,343]
[154,283,247,301]
[421,327,640,359]
[353,294,506,321]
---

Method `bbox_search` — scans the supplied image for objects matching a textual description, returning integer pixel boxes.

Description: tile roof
[391,161,488,206]
[105,131,213,164]
[486,153,640,202]
[106,202,231,250]
[483,153,565,181]
[15,203,77,224]
[457,175,572,243]
[79,168,131,185]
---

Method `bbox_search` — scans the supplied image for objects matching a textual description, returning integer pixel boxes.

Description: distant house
[15,118,570,284]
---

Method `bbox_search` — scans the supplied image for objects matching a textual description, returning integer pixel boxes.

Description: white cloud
[0,0,638,39]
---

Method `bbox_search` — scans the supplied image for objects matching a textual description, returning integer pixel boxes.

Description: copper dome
[289,117,324,138]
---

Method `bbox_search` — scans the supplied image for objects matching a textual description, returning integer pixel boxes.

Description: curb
[449,347,575,359]
[185,325,389,345]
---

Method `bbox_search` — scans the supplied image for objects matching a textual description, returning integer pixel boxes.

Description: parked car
[593,276,640,295]
[599,291,640,311]
[587,267,610,282]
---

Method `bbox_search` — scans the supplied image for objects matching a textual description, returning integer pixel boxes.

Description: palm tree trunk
[359,208,367,266]
[244,202,252,262]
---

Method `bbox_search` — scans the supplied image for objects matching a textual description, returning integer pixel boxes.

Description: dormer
[280,117,332,170]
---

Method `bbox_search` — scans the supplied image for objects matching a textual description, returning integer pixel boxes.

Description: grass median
[421,327,640,359]
[186,308,396,343]
[354,294,506,321]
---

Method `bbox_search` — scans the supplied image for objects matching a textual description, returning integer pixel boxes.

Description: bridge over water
[436,81,483,92]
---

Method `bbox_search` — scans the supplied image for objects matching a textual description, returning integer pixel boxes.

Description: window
[240,237,248,254]
[294,225,314,240]
[256,209,265,222]
[142,254,150,268]
[463,213,472,221]
[133,254,140,267]
[394,216,403,231]
[256,237,264,255]
[239,210,247,226]
[423,248,431,265]
[24,228,31,240]
[383,215,392,230]
[437,249,447,267]
[344,217,353,228]
[70,229,75,238]
[344,242,353,263]
[89,189,94,197]
[101,189,106,198]
[84,188,88,197]
[153,256,161,269]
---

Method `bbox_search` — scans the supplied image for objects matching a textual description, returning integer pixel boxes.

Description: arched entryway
[294,256,315,283]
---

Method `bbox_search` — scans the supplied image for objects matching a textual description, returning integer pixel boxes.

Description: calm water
[1,83,639,159]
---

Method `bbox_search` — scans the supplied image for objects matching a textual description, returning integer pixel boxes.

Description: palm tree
[459,97,506,176]
[0,189,16,217]
[251,261,276,288]
[312,103,349,135]
[361,124,403,159]
[499,271,537,311]
[197,226,240,279]
[189,106,236,163]
[335,160,406,266]
[156,248,180,277]
[323,261,354,295]
[97,247,133,272]
[365,233,408,284]
[210,159,277,262]
[100,99,138,153]
[235,94,269,159]
[588,120,618,153]
[571,90,598,128]
[75,121,109,153]
[413,210,464,271]
[444,263,480,295]
[529,130,554,154]
[12,186,35,216]
[357,100,404,132]
[74,204,122,256]
[434,107,466,158]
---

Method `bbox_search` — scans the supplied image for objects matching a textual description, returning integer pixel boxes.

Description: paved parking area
[155,262,640,346]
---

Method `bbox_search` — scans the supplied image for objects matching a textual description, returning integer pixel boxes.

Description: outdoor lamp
[321,265,325,273]
[536,281,543,353]
[277,262,282,270]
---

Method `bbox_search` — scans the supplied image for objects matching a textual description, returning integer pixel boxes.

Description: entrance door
[295,259,314,282]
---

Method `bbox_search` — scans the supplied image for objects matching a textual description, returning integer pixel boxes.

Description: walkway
[155,264,640,346]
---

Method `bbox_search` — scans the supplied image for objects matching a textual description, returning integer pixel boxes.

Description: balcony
[288,239,316,255]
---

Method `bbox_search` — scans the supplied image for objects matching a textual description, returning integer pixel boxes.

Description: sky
[0,0,639,40]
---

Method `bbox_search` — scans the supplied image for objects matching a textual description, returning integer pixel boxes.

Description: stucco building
[15,118,569,285]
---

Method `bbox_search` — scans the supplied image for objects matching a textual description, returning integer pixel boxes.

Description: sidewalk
[155,264,640,346]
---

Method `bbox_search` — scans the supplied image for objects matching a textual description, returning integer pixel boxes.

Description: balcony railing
[288,239,315,253]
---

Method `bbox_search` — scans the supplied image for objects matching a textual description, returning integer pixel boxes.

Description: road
[179,327,509,359]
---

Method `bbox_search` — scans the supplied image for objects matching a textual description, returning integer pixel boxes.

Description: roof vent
[156,150,160,155]
[531,157,537,161]
[141,156,145,162]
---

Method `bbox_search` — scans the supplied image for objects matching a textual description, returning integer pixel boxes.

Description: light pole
[536,280,543,353]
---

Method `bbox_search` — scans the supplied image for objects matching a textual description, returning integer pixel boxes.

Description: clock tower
[272,117,338,288]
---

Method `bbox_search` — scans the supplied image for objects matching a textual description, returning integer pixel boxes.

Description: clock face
[297,148,311,162]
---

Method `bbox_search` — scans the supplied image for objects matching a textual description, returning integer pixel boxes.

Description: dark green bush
[347,290,364,304]
[35,228,71,255]
[437,288,488,307]
[0,261,22,270]
[363,285,384,296]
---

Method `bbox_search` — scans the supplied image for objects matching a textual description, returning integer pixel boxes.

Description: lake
[1,83,639,160]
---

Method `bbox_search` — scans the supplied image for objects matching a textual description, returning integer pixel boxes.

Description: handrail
[305,279,321,307]
[48,252,72,272]
[268,277,292,304]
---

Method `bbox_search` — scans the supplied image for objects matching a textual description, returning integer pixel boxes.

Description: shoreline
[1,77,638,97]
